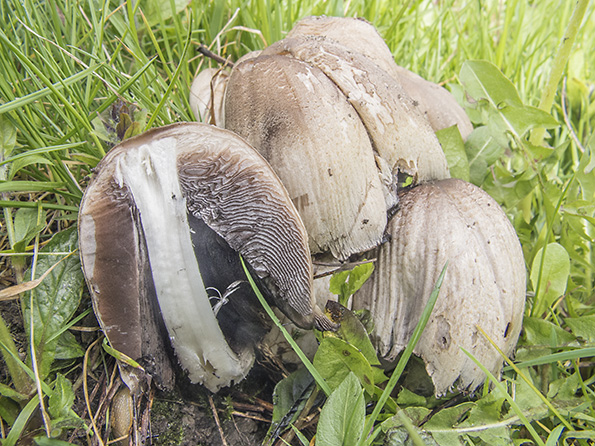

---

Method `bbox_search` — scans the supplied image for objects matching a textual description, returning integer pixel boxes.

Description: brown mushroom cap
[225,54,389,260]
[353,178,526,395]
[79,123,324,392]
[287,15,473,139]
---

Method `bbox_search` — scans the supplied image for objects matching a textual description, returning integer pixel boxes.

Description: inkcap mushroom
[287,15,473,139]
[224,31,449,261]
[78,122,332,393]
[353,178,526,395]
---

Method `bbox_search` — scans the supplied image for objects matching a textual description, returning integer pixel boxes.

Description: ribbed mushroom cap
[287,15,473,139]
[225,54,389,260]
[353,178,526,395]
[260,35,449,183]
[79,123,323,392]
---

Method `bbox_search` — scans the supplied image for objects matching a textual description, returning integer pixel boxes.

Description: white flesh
[114,137,252,392]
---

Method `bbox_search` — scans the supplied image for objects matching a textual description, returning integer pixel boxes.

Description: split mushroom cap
[224,54,389,260]
[189,67,229,126]
[79,123,327,392]
[287,15,473,139]
[353,178,526,395]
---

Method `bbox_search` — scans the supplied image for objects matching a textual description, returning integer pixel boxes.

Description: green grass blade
[461,347,546,446]
[2,395,40,446]
[240,256,332,397]
[361,262,448,446]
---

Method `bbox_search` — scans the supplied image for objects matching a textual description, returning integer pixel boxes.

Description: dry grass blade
[0,250,77,301]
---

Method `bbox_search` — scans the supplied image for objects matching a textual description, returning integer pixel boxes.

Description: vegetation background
[0,0,594,445]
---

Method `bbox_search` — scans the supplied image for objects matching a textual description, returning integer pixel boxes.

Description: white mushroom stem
[114,137,251,392]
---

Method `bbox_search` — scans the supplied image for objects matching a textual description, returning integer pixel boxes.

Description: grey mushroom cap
[260,35,449,183]
[353,178,526,395]
[288,15,473,139]
[224,53,389,260]
[79,123,327,392]
[225,33,450,259]
[189,67,229,126]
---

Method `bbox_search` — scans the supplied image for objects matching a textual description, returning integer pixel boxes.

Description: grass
[0,0,594,444]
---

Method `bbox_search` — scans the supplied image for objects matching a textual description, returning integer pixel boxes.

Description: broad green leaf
[460,394,510,445]
[9,154,51,179]
[313,337,375,395]
[424,403,475,445]
[520,317,577,347]
[0,395,20,426]
[12,208,46,252]
[48,374,75,420]
[329,270,350,297]
[0,383,28,402]
[465,126,507,185]
[384,426,440,446]
[512,375,544,414]
[436,125,470,181]
[54,331,85,360]
[271,367,313,424]
[460,60,522,109]
[316,372,365,446]
[396,388,426,407]
[0,115,17,163]
[545,425,565,446]
[142,0,191,25]
[326,302,379,366]
[500,105,559,137]
[329,262,374,307]
[530,243,570,315]
[576,136,595,200]
[564,314,595,343]
[22,228,84,379]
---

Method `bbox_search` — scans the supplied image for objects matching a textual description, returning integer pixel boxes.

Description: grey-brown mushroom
[189,67,229,126]
[287,15,473,139]
[78,123,331,393]
[352,178,526,395]
[224,32,449,260]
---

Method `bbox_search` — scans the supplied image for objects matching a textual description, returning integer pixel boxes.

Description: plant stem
[530,0,589,146]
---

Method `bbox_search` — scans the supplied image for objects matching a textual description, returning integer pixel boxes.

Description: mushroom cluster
[195,16,525,394]
[79,15,526,399]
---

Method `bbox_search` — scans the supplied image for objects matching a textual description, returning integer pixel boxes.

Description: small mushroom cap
[79,123,323,391]
[353,178,526,395]
[288,16,473,139]
[225,54,388,260]
[189,67,229,126]
[391,67,473,140]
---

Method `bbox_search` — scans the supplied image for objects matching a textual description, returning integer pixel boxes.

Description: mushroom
[352,178,526,395]
[224,33,449,260]
[78,122,331,393]
[224,53,389,260]
[189,67,229,126]
[287,15,473,139]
